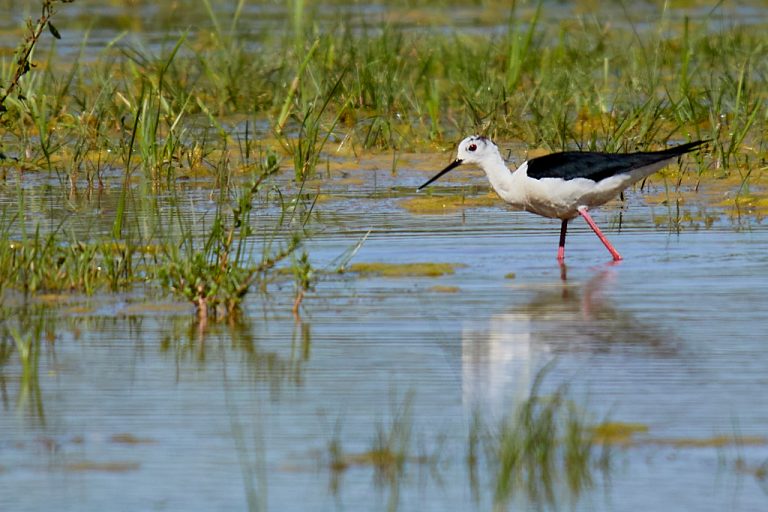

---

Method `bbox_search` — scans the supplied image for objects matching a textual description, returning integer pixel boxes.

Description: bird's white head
[417,135,500,191]
[455,135,499,164]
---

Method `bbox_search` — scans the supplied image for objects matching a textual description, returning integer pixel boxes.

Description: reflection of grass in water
[324,392,444,510]
[322,378,607,510]
[1,309,49,423]
[158,316,305,398]
[10,327,43,418]
[486,376,600,508]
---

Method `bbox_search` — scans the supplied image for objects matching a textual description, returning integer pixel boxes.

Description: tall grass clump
[278,80,349,182]
[336,25,415,149]
[159,148,303,323]
[2,1,766,319]
[0,0,72,122]
[273,26,349,181]
[322,391,444,475]
[6,2,767,163]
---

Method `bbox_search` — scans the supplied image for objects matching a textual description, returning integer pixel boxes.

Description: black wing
[525,140,707,182]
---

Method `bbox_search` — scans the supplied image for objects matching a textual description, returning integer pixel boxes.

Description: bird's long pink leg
[557,219,568,262]
[577,206,623,261]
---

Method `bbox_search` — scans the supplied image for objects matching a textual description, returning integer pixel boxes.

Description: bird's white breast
[478,156,665,219]
[500,163,641,219]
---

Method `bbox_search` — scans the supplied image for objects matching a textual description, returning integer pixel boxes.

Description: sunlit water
[2,159,768,511]
[2,0,768,60]
[2,1,768,510]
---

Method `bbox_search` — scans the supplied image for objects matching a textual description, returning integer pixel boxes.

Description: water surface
[2,160,768,510]
[2,1,768,510]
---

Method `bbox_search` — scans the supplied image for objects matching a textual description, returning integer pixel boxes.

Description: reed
[2,0,766,319]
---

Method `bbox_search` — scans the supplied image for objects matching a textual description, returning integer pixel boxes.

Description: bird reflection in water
[461,267,677,412]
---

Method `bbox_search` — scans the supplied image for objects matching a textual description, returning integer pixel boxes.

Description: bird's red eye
[468,143,477,151]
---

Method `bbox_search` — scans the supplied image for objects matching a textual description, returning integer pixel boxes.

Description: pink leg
[557,219,568,262]
[577,207,623,261]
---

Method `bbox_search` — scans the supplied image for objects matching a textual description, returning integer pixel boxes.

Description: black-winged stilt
[417,136,707,261]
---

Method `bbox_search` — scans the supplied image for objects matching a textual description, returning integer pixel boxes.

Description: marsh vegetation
[2,1,768,511]
[1,0,766,314]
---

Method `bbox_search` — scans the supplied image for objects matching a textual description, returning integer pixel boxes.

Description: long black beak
[417,159,463,191]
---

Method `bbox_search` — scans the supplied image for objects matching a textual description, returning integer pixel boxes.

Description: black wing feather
[526,140,707,182]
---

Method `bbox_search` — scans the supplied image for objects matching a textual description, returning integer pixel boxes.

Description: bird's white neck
[476,153,527,207]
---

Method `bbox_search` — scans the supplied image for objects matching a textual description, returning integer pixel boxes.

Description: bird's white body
[418,135,705,261]
[453,138,670,220]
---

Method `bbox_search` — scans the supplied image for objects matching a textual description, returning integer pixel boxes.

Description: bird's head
[417,135,498,190]
[455,135,498,164]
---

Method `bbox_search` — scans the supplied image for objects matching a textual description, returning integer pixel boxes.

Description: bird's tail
[659,139,709,157]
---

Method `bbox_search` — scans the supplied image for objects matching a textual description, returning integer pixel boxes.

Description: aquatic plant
[0,0,766,319]
[483,368,603,508]
[277,74,349,182]
[321,390,442,511]
[0,309,51,422]
[159,148,303,322]
[348,262,465,278]
[290,250,315,319]
[1,226,103,295]
[0,0,72,122]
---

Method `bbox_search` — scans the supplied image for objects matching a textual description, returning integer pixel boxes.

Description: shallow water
[2,158,768,511]
[2,1,768,510]
[3,0,768,61]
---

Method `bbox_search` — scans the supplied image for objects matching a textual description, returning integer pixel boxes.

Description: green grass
[322,390,441,502]
[6,3,767,150]
[6,1,767,166]
[1,6,763,509]
[1,0,767,319]
[0,142,305,322]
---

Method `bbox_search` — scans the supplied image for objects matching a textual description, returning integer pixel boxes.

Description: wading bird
[418,137,706,261]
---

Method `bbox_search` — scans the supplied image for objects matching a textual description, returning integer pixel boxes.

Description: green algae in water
[399,194,498,214]
[63,461,141,473]
[429,285,461,293]
[591,422,650,444]
[349,262,465,277]
[592,422,768,448]
[650,435,767,448]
